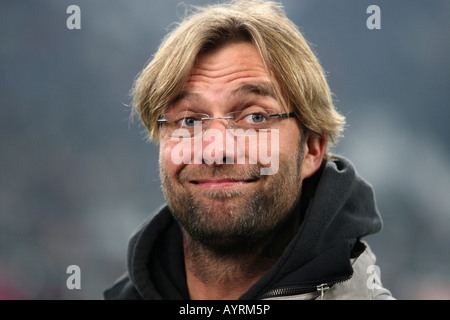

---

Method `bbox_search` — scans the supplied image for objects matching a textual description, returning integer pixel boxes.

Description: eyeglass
[157,108,295,139]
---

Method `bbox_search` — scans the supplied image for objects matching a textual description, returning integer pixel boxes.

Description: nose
[201,117,235,165]
[205,117,231,131]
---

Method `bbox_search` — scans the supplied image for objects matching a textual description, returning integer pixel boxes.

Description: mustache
[178,164,263,183]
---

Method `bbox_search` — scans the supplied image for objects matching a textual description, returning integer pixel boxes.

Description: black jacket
[104,156,391,300]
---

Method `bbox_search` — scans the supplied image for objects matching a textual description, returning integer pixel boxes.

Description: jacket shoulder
[323,241,395,300]
[103,272,143,300]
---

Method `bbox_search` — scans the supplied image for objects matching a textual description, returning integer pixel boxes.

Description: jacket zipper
[260,274,352,300]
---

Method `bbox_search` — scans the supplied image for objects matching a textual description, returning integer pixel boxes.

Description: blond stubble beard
[159,143,304,256]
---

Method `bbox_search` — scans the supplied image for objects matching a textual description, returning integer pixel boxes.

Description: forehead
[194,41,265,69]
[188,42,270,88]
[169,42,284,108]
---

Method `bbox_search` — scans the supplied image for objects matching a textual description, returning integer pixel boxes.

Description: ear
[301,132,326,179]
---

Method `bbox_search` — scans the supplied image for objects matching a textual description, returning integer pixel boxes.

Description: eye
[178,117,199,127]
[242,112,268,124]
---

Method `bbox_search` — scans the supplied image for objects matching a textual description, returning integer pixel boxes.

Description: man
[104,0,393,300]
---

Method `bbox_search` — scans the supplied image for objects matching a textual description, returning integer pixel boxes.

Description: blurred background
[0,0,448,300]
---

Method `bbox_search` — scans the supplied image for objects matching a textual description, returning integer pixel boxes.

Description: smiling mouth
[190,178,260,189]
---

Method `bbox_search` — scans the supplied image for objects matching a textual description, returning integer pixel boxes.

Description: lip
[189,178,259,189]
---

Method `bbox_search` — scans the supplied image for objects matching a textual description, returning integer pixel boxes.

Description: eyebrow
[168,91,198,110]
[230,83,277,99]
[171,82,277,106]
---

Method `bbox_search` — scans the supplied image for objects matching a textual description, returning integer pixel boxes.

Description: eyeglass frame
[157,110,296,132]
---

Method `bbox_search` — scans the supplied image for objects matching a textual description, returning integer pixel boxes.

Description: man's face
[159,41,305,253]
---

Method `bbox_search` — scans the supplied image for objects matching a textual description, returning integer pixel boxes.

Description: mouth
[189,178,260,189]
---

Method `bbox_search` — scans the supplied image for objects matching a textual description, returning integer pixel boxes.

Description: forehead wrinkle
[170,82,279,114]
[173,77,274,101]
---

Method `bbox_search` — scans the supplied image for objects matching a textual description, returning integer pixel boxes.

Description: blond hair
[131,0,345,156]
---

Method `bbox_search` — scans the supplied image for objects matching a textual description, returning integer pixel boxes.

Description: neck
[183,211,301,300]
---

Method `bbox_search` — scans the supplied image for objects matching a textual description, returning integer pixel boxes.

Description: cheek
[159,140,188,180]
[160,139,174,163]
[278,125,301,158]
